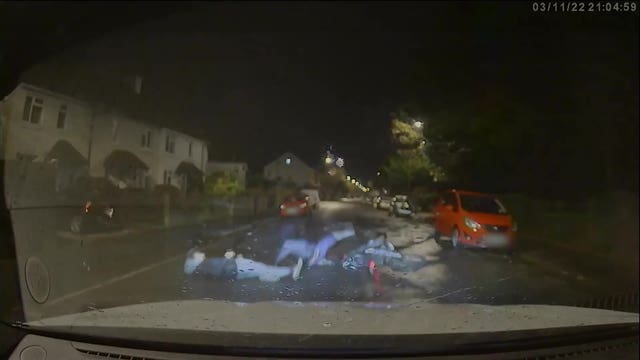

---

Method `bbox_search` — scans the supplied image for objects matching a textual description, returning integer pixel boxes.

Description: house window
[16,152,36,162]
[163,170,173,185]
[22,96,43,124]
[165,134,175,154]
[111,120,119,142]
[141,130,152,149]
[56,104,67,129]
[188,142,193,157]
[133,169,146,188]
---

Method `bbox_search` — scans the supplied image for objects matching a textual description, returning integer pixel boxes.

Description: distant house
[264,152,316,187]
[206,161,248,190]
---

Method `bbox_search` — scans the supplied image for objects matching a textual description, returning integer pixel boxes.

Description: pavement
[19,200,635,320]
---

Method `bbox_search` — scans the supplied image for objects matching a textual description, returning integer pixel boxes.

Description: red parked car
[432,190,517,250]
[279,194,312,217]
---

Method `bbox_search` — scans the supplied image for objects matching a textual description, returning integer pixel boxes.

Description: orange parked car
[432,190,517,250]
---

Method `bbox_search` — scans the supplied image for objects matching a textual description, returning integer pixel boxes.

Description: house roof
[207,161,247,166]
[3,83,90,106]
[176,161,203,178]
[264,152,312,171]
[5,83,208,146]
[44,140,87,167]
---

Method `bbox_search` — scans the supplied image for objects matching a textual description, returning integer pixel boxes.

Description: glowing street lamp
[351,179,356,184]
[346,175,351,180]
[413,120,423,129]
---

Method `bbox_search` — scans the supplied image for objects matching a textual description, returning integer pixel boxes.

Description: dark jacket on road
[195,258,238,280]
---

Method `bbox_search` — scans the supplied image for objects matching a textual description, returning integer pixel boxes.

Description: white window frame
[56,104,67,130]
[141,130,152,149]
[22,95,44,125]
[163,170,173,185]
[165,134,175,154]
[112,120,119,143]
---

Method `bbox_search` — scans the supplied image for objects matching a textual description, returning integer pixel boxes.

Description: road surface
[32,200,637,319]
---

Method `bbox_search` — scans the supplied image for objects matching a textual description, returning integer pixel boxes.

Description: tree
[246,173,276,191]
[317,169,349,200]
[382,155,431,192]
[204,171,241,197]
[381,114,446,192]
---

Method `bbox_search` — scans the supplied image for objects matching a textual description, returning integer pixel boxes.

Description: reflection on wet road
[41,200,630,317]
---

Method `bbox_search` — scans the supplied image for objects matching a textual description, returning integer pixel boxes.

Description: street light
[413,120,423,129]
[325,156,333,165]
[346,175,351,180]
[376,171,381,176]
[351,179,356,184]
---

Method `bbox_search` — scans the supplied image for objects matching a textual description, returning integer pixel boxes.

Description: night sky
[1,2,638,183]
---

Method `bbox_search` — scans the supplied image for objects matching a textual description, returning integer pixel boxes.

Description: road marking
[45,222,261,306]
[46,253,186,306]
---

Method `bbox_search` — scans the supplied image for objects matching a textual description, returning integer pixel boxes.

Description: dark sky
[2,2,638,182]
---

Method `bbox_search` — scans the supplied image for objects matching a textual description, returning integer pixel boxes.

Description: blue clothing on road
[309,233,339,266]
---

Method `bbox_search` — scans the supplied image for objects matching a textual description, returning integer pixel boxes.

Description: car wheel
[432,230,443,246]
[451,228,461,248]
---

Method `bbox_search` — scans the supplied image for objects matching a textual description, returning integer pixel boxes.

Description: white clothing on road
[235,258,293,282]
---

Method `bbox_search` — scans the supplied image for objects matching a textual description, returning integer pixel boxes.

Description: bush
[205,172,241,197]
[410,188,439,210]
[499,192,639,257]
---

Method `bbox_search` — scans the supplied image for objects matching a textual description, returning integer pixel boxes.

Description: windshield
[0,1,638,352]
[460,195,507,214]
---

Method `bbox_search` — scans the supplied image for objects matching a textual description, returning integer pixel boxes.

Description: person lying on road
[342,232,427,273]
[275,222,356,266]
[184,249,303,282]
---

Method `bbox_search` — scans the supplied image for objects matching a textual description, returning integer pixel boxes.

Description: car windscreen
[459,195,507,214]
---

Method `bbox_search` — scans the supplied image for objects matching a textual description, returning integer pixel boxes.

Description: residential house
[264,152,316,187]
[1,83,208,195]
[0,83,92,192]
[206,161,248,190]
[156,128,208,194]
